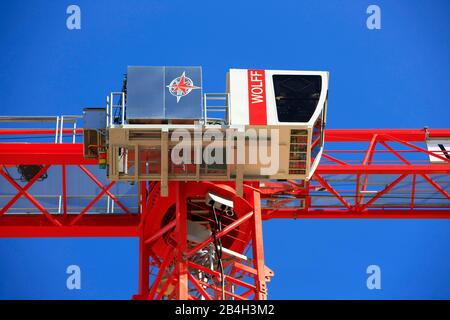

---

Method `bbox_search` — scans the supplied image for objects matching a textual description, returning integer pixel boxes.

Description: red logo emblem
[167,71,201,103]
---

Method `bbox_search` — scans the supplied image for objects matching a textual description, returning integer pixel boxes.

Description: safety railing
[0,194,138,214]
[105,92,230,127]
[203,93,230,125]
[106,92,125,127]
[0,115,82,143]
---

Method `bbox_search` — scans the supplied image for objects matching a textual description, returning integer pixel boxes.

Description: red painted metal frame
[0,161,139,235]
[0,214,139,237]
[0,128,449,300]
[0,143,97,165]
[261,129,450,220]
[132,181,270,300]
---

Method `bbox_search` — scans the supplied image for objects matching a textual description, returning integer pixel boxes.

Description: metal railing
[0,115,82,143]
[57,115,82,143]
[106,92,125,127]
[105,92,230,128]
[203,93,230,125]
[0,194,138,214]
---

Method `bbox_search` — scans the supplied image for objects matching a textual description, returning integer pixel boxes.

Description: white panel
[228,69,249,125]
[228,69,329,127]
[426,139,450,163]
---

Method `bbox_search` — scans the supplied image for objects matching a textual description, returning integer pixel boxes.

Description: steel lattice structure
[0,127,449,299]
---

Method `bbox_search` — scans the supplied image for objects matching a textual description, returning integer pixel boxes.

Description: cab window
[273,75,322,122]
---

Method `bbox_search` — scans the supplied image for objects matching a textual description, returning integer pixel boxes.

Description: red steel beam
[421,174,450,200]
[175,182,188,300]
[0,165,51,216]
[188,273,212,300]
[0,165,61,226]
[70,181,116,225]
[144,219,176,245]
[379,141,411,165]
[0,214,140,237]
[322,153,349,165]
[148,246,176,300]
[154,268,176,300]
[359,174,408,211]
[78,165,131,215]
[187,210,254,257]
[314,174,351,209]
[137,229,150,299]
[0,143,97,165]
[188,261,256,291]
[62,165,68,217]
[383,133,450,163]
[250,190,268,300]
[196,279,247,300]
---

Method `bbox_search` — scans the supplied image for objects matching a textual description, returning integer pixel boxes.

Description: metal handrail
[0,193,138,214]
[203,93,230,125]
[59,115,82,144]
[0,115,82,144]
[104,91,230,128]
[107,92,126,127]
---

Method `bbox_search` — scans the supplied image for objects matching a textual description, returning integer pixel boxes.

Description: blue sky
[0,0,450,299]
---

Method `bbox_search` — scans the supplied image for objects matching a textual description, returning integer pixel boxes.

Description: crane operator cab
[82,67,329,195]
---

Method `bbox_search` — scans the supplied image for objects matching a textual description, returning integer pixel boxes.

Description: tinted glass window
[273,75,322,122]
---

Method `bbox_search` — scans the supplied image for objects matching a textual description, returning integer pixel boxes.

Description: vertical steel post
[136,181,149,299]
[137,228,150,298]
[62,165,68,217]
[175,182,188,299]
[250,190,267,300]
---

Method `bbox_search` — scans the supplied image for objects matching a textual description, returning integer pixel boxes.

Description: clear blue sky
[0,0,450,299]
